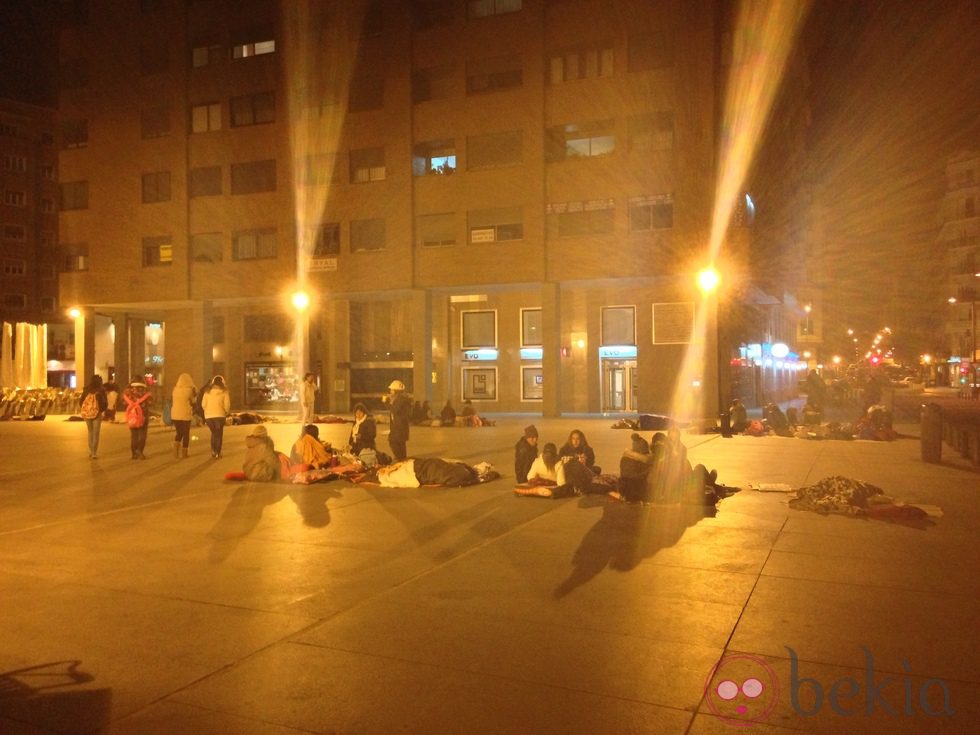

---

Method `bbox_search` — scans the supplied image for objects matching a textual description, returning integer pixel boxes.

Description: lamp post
[698,267,730,436]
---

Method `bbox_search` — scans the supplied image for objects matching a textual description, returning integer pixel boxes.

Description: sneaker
[513,485,553,498]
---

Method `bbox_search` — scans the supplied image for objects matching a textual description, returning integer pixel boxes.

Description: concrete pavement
[0,411,977,734]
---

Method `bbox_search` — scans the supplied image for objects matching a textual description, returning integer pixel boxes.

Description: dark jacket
[349,415,377,454]
[514,437,537,483]
[389,393,412,442]
[558,441,596,470]
[440,402,456,426]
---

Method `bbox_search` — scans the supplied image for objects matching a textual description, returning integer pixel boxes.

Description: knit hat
[247,425,268,438]
[524,425,538,439]
[630,432,650,454]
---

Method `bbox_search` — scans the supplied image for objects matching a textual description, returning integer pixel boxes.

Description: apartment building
[58,0,809,416]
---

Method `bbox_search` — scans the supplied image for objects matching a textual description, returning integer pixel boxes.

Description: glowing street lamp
[697,267,720,294]
[68,307,82,319]
[291,290,310,312]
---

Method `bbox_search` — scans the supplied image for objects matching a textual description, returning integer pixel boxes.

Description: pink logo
[703,654,779,726]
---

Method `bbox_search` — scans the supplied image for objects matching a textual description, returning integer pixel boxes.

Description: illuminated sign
[462,348,498,361]
[520,348,543,360]
[771,342,790,359]
[599,345,637,359]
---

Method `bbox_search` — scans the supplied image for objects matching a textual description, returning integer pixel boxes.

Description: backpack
[80,392,100,420]
[125,392,151,429]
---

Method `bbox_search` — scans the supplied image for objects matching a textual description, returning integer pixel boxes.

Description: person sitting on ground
[729,398,748,433]
[439,400,456,427]
[460,399,484,426]
[527,442,562,485]
[558,429,601,474]
[617,433,654,502]
[347,402,377,456]
[763,402,793,437]
[291,424,333,469]
[514,425,539,483]
[410,400,425,425]
[419,400,432,424]
[243,425,280,482]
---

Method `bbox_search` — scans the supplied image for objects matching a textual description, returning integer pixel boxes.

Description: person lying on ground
[350,457,498,487]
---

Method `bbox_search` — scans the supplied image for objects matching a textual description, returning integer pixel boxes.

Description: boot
[173,441,180,459]
[181,446,188,458]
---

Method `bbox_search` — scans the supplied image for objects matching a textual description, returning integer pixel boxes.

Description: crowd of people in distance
[513,424,735,504]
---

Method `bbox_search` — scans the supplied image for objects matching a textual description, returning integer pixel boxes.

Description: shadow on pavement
[554,500,713,598]
[0,660,110,735]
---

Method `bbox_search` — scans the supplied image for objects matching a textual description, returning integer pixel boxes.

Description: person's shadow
[554,499,714,598]
[0,660,111,734]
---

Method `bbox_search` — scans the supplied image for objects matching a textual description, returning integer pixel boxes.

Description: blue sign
[462,348,498,361]
[520,348,543,360]
[598,345,637,359]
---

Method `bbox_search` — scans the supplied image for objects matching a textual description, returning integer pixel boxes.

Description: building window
[462,366,497,401]
[2,224,26,241]
[308,223,341,256]
[546,120,614,162]
[192,44,223,68]
[230,91,275,127]
[521,366,543,400]
[60,181,89,210]
[351,218,386,252]
[40,263,56,279]
[628,112,673,152]
[468,207,523,243]
[62,119,88,148]
[142,236,173,267]
[413,0,454,29]
[141,171,171,203]
[521,307,541,347]
[188,166,222,197]
[602,306,636,345]
[191,232,223,263]
[349,76,384,112]
[40,165,55,180]
[230,160,277,194]
[40,297,56,313]
[3,294,27,310]
[40,197,55,213]
[461,310,497,348]
[3,191,26,207]
[233,228,277,260]
[628,31,674,72]
[2,259,26,276]
[413,139,456,176]
[2,155,27,172]
[296,153,338,186]
[417,212,456,247]
[299,83,342,117]
[141,106,171,138]
[547,200,615,237]
[140,44,169,75]
[232,39,276,59]
[412,64,456,103]
[63,244,89,272]
[466,130,522,170]
[60,59,88,89]
[191,103,221,132]
[349,147,386,183]
[39,231,54,248]
[468,0,522,19]
[629,195,673,231]
[548,42,613,83]
[466,54,522,94]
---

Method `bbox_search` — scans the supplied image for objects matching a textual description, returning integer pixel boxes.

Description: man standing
[300,372,318,424]
[387,379,411,461]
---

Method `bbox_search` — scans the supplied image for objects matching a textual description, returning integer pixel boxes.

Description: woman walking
[170,373,197,458]
[201,374,230,459]
[79,374,108,459]
[123,376,152,459]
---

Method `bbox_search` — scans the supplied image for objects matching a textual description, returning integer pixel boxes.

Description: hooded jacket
[171,373,197,422]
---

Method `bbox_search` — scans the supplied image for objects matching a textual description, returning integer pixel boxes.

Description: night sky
[1,0,977,361]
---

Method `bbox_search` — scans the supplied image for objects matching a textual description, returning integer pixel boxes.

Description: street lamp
[697,267,730,436]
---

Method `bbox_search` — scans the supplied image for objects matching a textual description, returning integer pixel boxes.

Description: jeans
[206,417,225,456]
[173,420,191,448]
[130,425,148,456]
[85,417,102,457]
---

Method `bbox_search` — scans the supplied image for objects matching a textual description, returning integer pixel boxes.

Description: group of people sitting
[513,425,734,505]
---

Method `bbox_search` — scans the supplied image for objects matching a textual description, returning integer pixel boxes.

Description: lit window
[142,236,173,267]
[232,39,276,58]
[413,139,456,176]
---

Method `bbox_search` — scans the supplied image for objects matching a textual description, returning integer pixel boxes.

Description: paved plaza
[0,408,978,734]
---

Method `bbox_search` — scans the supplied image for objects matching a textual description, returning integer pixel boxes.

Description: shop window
[461,366,497,401]
[142,236,173,267]
[230,91,275,126]
[461,310,496,348]
[521,366,543,401]
[191,103,221,133]
[189,166,222,197]
[417,212,456,247]
[467,129,522,170]
[468,207,523,243]
[629,195,673,231]
[349,147,386,183]
[628,31,674,72]
[412,64,456,103]
[233,228,277,260]
[546,120,614,162]
[628,112,673,152]
[351,218,386,252]
[244,363,300,409]
[521,308,542,346]
[230,160,276,194]
[548,42,613,83]
[141,171,171,203]
[413,139,456,176]
[141,106,171,138]
[466,54,522,94]
[191,232,223,263]
[602,306,635,345]
[62,119,88,148]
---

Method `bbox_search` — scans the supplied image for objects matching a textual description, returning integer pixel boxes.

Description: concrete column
[73,309,97,386]
[324,299,350,413]
[223,308,243,409]
[412,289,432,405]
[541,283,562,417]
[112,314,130,385]
[128,319,145,383]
